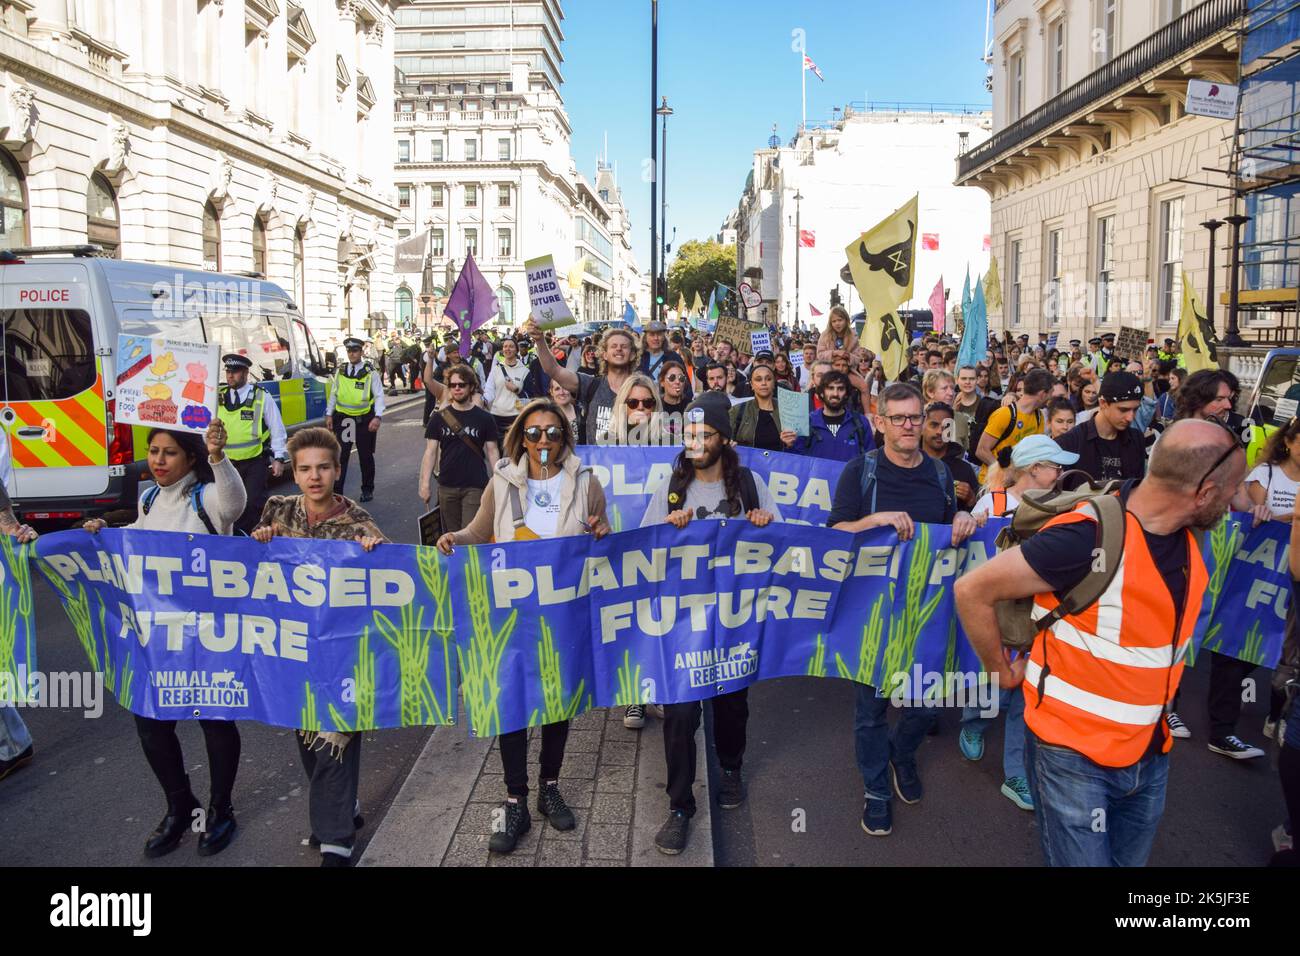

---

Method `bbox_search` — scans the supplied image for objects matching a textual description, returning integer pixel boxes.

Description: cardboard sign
[1114,325,1148,362]
[115,334,219,433]
[525,255,576,331]
[714,314,762,353]
[750,329,772,355]
[778,386,810,438]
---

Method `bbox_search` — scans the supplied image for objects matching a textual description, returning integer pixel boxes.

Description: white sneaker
[1166,711,1191,739]
[1264,717,1278,740]
[647,704,665,720]
[1207,735,1266,760]
[623,704,646,729]
[1273,823,1293,853]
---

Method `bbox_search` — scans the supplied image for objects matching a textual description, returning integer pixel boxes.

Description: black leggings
[498,721,569,798]
[135,715,240,808]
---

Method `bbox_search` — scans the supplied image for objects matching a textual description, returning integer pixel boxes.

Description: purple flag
[443,254,499,357]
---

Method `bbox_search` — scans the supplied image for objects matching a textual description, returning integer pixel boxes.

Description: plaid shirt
[255,495,389,543]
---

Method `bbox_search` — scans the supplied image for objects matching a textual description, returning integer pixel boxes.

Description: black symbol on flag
[858,220,915,288]
[880,313,904,355]
[1187,303,1219,365]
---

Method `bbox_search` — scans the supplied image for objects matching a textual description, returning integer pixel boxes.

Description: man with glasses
[829,382,979,838]
[640,392,782,856]
[327,337,385,503]
[956,419,1251,866]
[1055,371,1148,486]
[418,365,500,535]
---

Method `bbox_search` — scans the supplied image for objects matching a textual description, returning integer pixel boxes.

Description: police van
[0,247,332,523]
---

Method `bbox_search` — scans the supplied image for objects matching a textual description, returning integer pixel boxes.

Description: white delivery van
[0,246,332,523]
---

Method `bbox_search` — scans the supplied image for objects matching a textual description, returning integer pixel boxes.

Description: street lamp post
[1200,219,1225,333]
[657,97,674,311]
[794,190,803,330]
[419,249,435,334]
[650,0,659,326]
[1223,214,1251,348]
[499,266,507,328]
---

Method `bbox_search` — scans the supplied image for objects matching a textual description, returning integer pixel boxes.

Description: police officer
[218,354,288,535]
[327,337,385,503]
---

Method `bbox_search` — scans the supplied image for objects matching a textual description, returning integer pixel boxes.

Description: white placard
[750,329,772,355]
[740,283,762,310]
[1186,80,1239,120]
[789,351,805,370]
[1275,397,1299,422]
[525,255,575,331]
[115,334,219,433]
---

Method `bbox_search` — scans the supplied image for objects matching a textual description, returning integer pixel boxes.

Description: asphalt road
[706,663,1288,867]
[0,392,436,867]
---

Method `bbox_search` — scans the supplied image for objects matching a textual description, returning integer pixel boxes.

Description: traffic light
[655,276,667,305]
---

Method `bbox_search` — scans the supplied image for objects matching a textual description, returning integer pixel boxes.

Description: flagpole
[801,53,806,131]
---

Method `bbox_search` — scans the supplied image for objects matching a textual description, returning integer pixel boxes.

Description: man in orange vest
[955,419,1247,866]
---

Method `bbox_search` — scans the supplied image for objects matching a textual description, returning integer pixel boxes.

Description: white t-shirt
[524,473,564,537]
[972,489,1020,517]
[1246,462,1299,517]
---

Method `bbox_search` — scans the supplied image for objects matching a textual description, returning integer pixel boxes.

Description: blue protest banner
[578,445,842,529]
[1194,514,1290,667]
[31,530,458,732]
[0,536,36,703]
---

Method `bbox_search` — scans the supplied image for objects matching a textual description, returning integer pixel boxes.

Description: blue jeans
[961,687,1026,780]
[0,703,32,761]
[1025,732,1169,867]
[854,684,936,801]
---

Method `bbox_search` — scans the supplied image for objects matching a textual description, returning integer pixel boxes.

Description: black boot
[144,779,201,859]
[197,801,237,857]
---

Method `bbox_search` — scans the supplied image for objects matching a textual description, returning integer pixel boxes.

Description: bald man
[955,420,1251,867]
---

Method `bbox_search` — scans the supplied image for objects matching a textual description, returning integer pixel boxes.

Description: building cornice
[0,30,397,212]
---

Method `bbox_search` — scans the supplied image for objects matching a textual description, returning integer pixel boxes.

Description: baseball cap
[1100,371,1143,402]
[1011,435,1080,469]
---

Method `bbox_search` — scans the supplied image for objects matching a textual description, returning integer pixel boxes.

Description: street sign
[1185,80,1239,120]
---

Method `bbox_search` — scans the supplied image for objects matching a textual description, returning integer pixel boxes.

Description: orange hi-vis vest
[990,490,1010,517]
[1022,507,1208,768]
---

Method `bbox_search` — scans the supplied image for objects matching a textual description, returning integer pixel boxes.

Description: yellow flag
[1179,273,1219,373]
[864,311,910,381]
[676,292,686,317]
[844,194,919,315]
[984,255,1003,311]
[691,291,704,315]
[568,257,586,291]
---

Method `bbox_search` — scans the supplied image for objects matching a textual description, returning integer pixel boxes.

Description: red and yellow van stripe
[8,375,109,468]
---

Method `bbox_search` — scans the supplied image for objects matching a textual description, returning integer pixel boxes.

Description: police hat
[1089,337,1103,346]
[1069,339,1082,348]
[222,354,252,370]
[1164,338,1176,346]
[343,337,365,351]
[1101,332,1116,342]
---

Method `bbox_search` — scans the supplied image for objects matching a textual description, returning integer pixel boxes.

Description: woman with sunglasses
[549,379,580,445]
[578,345,600,377]
[609,373,663,446]
[658,360,691,444]
[436,400,610,855]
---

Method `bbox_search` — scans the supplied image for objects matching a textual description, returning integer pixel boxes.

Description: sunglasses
[625,397,656,410]
[448,381,471,389]
[662,374,686,383]
[523,426,564,443]
[1195,415,1246,492]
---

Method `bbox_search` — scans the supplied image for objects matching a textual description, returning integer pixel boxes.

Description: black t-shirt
[753,408,783,451]
[828,453,957,526]
[1020,485,1188,617]
[425,405,499,490]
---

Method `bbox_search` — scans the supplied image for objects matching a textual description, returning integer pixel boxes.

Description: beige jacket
[452,449,606,544]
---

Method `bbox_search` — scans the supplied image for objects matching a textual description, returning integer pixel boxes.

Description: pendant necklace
[533,466,553,508]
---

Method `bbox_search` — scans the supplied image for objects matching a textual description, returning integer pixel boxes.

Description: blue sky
[563,0,992,273]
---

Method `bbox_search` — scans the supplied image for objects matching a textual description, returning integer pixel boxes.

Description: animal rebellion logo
[857,219,916,289]
[880,313,905,356]
[1185,302,1220,366]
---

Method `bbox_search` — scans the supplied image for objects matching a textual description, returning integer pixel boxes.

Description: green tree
[667,240,737,309]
